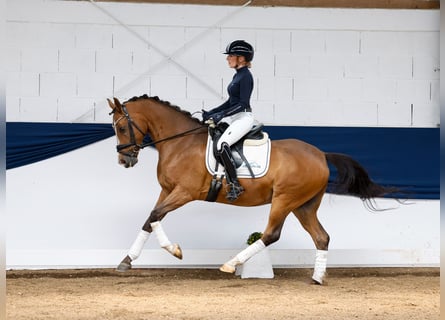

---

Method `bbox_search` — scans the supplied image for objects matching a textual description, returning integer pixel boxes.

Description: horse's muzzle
[119,155,139,168]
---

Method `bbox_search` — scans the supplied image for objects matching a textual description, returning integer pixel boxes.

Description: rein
[111,104,205,154]
[138,126,205,149]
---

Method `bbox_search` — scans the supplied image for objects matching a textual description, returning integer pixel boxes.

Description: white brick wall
[6,0,439,127]
[6,72,39,97]
[59,49,96,73]
[75,25,113,49]
[40,72,77,97]
[76,73,114,98]
[20,48,59,72]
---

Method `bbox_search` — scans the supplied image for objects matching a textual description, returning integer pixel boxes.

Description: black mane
[124,94,202,124]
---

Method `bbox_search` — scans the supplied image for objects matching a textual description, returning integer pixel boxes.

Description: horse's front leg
[117,188,192,272]
[149,221,183,259]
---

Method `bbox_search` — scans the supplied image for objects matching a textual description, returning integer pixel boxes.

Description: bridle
[111,104,205,157]
[111,104,146,158]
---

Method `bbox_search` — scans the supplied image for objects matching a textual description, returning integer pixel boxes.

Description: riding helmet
[224,40,254,62]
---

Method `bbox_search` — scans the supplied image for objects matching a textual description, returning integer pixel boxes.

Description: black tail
[325,153,399,210]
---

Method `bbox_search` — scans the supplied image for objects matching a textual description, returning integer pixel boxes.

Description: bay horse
[108,94,397,284]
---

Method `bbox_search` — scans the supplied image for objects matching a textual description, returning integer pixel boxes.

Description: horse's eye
[118,126,126,133]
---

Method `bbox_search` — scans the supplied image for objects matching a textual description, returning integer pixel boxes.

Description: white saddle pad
[205,133,271,179]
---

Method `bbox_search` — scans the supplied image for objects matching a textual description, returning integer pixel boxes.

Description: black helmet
[224,40,254,62]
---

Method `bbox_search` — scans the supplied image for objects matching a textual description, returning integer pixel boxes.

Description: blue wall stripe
[6,122,439,199]
[6,122,115,170]
[265,126,438,200]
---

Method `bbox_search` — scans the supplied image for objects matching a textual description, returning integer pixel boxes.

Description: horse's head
[108,97,146,168]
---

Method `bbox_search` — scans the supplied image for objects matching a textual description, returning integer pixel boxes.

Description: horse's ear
[113,97,123,113]
[107,98,115,110]
[107,97,123,113]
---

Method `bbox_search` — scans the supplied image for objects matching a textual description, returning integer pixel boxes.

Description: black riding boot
[217,143,244,201]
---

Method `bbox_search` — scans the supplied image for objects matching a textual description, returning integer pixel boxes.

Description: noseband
[112,104,146,157]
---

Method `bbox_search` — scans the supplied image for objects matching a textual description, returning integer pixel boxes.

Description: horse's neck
[142,100,205,151]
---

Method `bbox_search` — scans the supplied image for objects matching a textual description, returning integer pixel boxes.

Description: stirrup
[226,182,244,202]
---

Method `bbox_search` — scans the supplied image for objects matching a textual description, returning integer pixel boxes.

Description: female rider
[202,40,255,202]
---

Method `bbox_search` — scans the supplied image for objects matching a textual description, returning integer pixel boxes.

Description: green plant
[247,232,263,245]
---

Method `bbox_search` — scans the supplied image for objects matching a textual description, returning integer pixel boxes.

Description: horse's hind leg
[220,195,291,273]
[293,190,330,285]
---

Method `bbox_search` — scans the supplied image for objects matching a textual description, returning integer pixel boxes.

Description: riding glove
[202,110,224,123]
[211,111,225,123]
[202,109,211,121]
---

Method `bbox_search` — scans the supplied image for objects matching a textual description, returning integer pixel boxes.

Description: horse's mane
[124,94,202,124]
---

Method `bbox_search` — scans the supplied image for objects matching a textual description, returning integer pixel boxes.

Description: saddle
[208,122,267,172]
[205,122,271,202]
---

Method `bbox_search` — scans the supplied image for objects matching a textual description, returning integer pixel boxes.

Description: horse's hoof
[116,262,132,272]
[311,277,324,285]
[172,244,183,260]
[219,263,236,274]
[164,244,183,260]
[116,256,132,272]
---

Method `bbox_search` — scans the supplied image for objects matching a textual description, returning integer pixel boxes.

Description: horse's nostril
[118,156,137,168]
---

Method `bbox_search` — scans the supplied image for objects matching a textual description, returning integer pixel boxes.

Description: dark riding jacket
[204,66,253,123]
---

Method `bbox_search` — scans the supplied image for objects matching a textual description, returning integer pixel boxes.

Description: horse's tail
[325,153,399,210]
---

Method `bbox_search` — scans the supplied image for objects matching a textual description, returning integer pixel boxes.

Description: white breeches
[217,112,254,150]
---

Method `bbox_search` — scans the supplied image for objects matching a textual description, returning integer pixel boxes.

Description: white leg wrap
[312,249,328,284]
[150,221,174,252]
[128,230,150,261]
[227,240,266,268]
